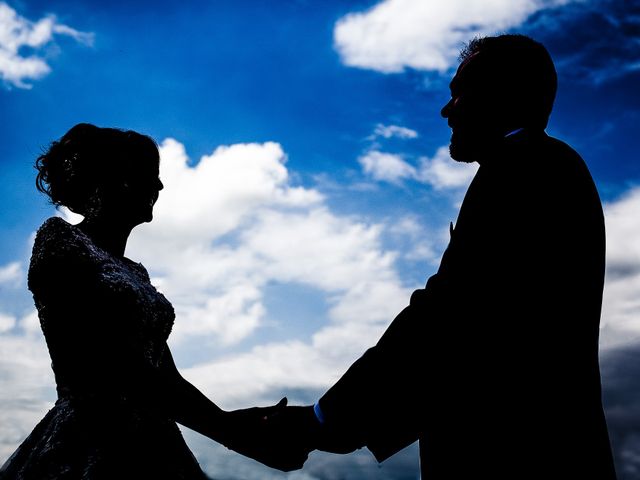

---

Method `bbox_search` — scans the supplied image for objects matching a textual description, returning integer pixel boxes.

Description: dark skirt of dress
[0,396,208,480]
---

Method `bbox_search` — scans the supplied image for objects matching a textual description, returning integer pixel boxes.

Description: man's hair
[460,34,557,129]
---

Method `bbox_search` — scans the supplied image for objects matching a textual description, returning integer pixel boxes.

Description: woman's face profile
[101,153,163,226]
[124,155,164,225]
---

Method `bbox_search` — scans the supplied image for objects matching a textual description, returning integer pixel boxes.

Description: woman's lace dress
[0,217,208,479]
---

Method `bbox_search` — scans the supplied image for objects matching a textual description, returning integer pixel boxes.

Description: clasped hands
[217,398,357,472]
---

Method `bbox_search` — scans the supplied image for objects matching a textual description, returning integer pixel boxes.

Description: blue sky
[1,1,639,478]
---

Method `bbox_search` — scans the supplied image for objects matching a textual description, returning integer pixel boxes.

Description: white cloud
[113,139,412,352]
[241,209,398,291]
[0,313,15,333]
[121,139,414,410]
[333,0,576,73]
[0,2,93,88]
[417,146,478,189]
[600,187,640,348]
[182,319,399,410]
[387,215,439,262]
[359,146,477,189]
[0,261,21,285]
[115,139,316,344]
[373,123,418,139]
[358,150,416,184]
[138,139,322,245]
[0,309,55,461]
[360,123,477,190]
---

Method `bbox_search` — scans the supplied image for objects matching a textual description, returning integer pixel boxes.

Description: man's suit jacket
[318,129,617,479]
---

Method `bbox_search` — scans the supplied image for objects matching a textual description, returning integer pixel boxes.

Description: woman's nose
[157,178,164,191]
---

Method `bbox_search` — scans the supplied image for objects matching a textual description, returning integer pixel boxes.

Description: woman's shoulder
[34,216,86,251]
[37,216,74,234]
[30,217,95,273]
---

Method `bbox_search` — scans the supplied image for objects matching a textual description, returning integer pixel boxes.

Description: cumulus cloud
[372,123,418,139]
[0,313,15,333]
[0,261,21,285]
[138,139,321,243]
[114,139,413,354]
[181,318,405,411]
[358,146,478,189]
[112,139,430,411]
[0,310,54,461]
[0,2,93,88]
[58,139,414,409]
[358,150,416,184]
[417,146,479,189]
[600,187,640,348]
[333,0,577,73]
[386,215,439,262]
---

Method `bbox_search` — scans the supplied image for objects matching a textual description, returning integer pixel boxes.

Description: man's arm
[314,282,443,461]
[260,265,449,466]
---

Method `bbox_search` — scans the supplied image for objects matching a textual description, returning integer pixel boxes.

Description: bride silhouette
[0,123,305,479]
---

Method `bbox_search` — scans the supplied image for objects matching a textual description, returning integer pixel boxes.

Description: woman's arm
[156,344,223,438]
[156,344,306,471]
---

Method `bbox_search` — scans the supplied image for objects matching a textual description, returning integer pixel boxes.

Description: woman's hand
[216,397,312,472]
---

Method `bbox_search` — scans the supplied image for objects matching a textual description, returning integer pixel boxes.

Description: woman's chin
[132,211,154,226]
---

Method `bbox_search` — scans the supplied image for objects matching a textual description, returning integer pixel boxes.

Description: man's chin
[449,142,477,164]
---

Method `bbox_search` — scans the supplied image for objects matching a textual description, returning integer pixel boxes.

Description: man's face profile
[441,54,506,163]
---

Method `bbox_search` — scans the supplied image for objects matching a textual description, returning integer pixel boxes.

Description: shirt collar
[504,127,525,138]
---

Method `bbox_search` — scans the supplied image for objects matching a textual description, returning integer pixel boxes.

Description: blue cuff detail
[313,402,325,424]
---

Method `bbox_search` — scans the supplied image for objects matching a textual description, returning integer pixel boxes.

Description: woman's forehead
[123,153,160,178]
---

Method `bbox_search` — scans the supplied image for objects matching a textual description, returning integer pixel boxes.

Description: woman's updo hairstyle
[35,123,159,216]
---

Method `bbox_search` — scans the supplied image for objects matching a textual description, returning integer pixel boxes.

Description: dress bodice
[28,217,175,398]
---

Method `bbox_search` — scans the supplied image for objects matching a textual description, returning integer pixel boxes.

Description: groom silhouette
[272,34,617,479]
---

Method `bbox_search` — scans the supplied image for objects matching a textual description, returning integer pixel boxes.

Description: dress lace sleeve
[28,217,98,301]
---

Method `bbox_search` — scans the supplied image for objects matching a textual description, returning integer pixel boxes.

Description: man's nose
[441,99,453,118]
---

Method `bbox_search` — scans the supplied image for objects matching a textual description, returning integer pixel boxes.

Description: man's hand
[264,405,321,452]
[263,404,363,457]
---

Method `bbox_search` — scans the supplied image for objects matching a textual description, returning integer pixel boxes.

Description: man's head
[441,34,557,163]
